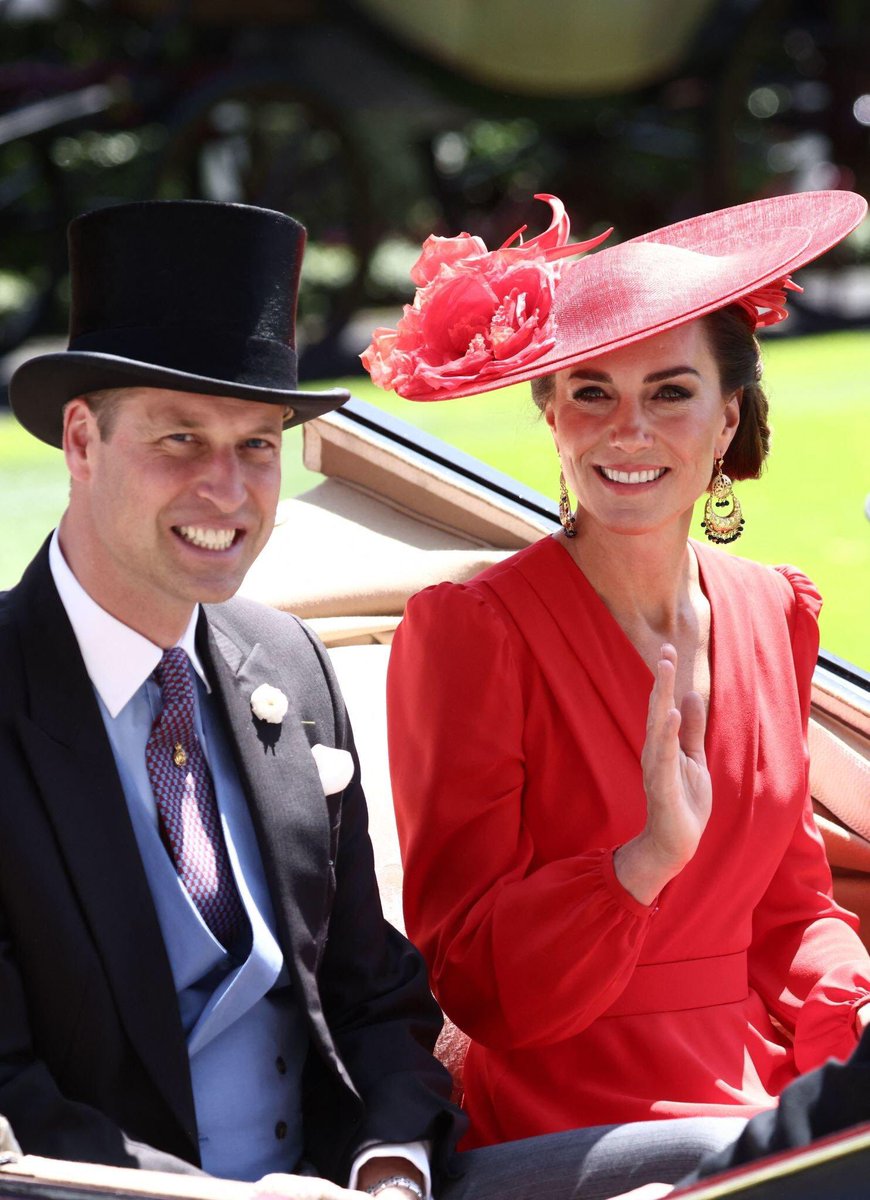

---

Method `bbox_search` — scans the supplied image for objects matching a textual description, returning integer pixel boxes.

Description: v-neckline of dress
[514,534,722,755]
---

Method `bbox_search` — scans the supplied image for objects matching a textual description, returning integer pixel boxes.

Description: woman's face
[545,320,740,539]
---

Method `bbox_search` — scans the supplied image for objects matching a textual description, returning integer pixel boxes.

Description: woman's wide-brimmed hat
[10,199,350,447]
[361,190,867,402]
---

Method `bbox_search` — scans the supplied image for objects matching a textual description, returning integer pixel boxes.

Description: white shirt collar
[49,529,210,718]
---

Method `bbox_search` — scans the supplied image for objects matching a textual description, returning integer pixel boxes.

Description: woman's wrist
[613,834,685,906]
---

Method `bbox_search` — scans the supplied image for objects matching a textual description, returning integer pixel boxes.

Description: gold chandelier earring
[701,458,744,543]
[559,469,577,538]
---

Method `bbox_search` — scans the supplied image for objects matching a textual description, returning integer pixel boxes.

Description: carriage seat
[328,642,470,1099]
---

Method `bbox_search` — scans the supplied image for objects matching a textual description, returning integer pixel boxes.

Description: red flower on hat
[733,276,803,328]
[361,195,610,399]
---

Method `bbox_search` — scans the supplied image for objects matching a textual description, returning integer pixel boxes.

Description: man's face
[62,387,284,642]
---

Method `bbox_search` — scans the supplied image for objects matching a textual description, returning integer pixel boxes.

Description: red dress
[387,535,870,1148]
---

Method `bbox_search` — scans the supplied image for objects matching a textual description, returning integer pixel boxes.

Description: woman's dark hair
[530,373,555,410]
[701,307,770,481]
[529,306,771,481]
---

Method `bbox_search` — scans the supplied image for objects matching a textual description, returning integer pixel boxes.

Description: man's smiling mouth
[174,525,239,551]
[598,467,667,485]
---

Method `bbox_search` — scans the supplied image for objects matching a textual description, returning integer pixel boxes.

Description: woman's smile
[596,465,669,486]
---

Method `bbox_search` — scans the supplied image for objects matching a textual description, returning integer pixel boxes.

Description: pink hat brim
[405,190,866,402]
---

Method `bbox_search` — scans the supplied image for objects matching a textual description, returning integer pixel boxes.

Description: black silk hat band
[67,325,298,383]
[10,199,349,447]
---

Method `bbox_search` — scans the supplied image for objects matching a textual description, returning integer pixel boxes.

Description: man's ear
[63,398,97,481]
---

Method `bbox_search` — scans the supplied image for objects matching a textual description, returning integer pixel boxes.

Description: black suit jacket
[680,1028,870,1186]
[0,542,462,1182]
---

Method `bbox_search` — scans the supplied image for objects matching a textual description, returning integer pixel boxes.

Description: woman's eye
[571,386,608,401]
[655,385,691,400]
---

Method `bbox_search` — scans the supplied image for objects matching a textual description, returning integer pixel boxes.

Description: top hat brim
[394,190,867,402]
[9,351,350,448]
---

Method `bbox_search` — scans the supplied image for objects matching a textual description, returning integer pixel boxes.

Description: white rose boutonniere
[311,744,355,795]
[250,683,289,724]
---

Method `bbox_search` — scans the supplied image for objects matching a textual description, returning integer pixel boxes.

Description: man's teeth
[177,526,236,551]
[601,467,666,484]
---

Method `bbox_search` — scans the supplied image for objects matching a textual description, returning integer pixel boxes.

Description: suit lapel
[13,548,197,1142]
[200,614,349,1079]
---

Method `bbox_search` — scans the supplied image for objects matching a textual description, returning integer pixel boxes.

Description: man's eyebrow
[148,414,282,434]
[152,412,200,428]
[243,422,285,438]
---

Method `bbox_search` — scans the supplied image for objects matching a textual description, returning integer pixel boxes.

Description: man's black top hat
[10,200,350,447]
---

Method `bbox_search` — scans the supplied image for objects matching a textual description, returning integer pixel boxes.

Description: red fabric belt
[603,950,749,1017]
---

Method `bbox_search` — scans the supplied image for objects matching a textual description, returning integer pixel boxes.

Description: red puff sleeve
[747,566,870,1070]
[387,581,657,1051]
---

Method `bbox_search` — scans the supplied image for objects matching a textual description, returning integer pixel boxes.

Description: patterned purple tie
[145,647,246,947]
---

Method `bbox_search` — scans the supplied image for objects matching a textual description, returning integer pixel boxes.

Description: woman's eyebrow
[643,366,701,383]
[568,365,702,384]
[567,369,611,382]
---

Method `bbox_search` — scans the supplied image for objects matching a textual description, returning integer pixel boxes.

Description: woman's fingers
[640,645,711,864]
[647,644,678,735]
[659,642,678,666]
[679,690,707,762]
[626,644,712,899]
[644,648,681,780]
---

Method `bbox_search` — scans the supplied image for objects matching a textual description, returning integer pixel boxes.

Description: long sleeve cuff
[348,1142,431,1198]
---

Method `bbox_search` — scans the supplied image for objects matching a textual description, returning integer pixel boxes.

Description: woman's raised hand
[614,644,712,906]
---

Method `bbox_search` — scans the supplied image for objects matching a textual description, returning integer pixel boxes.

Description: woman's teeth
[600,467,666,485]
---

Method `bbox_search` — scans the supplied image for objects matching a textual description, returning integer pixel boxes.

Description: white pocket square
[310,744,354,795]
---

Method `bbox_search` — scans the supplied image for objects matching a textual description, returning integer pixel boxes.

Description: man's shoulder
[0,586,16,654]
[204,598,342,732]
[0,564,46,717]
[205,595,316,650]
[0,548,47,652]
[0,582,14,622]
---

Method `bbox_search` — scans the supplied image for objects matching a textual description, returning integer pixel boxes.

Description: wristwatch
[365,1175,425,1200]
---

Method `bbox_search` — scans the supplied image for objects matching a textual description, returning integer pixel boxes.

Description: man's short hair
[72,388,129,440]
